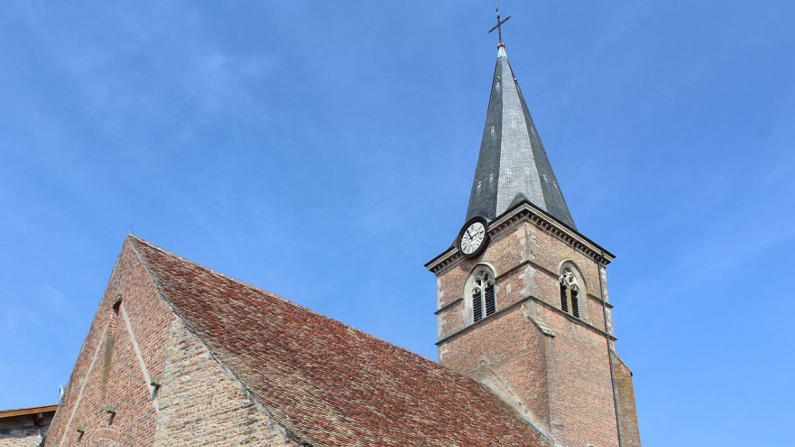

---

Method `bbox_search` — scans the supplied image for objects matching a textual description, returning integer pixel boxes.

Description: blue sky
[1,1,793,445]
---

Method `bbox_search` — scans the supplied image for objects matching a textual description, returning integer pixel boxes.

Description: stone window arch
[465,265,497,324]
[559,263,587,320]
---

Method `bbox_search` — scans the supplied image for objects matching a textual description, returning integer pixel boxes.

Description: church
[42,18,641,447]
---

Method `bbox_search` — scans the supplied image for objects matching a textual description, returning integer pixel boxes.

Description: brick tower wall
[435,219,622,447]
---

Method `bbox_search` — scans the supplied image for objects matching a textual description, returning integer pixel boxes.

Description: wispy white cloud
[623,222,795,303]
[44,284,67,306]
[1,309,40,332]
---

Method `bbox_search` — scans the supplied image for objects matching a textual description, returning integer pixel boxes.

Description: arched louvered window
[559,267,582,319]
[570,287,580,318]
[467,266,497,324]
[559,281,569,313]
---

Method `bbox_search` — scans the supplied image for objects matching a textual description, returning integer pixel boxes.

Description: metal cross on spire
[487,4,511,46]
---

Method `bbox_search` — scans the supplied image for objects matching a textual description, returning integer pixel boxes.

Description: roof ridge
[126,235,439,367]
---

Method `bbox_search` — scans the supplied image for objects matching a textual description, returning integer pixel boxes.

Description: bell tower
[425,18,641,447]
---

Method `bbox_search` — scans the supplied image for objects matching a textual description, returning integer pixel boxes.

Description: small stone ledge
[435,297,463,315]
[437,294,617,346]
[533,297,617,341]
[528,316,556,337]
[587,292,613,308]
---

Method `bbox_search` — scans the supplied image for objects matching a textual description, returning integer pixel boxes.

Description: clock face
[460,221,487,255]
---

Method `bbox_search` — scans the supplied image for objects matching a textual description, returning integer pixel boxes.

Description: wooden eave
[0,404,58,419]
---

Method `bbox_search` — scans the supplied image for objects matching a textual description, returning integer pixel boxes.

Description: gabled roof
[128,236,551,447]
[466,45,577,229]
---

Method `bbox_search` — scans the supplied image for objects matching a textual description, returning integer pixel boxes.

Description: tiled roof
[129,236,551,447]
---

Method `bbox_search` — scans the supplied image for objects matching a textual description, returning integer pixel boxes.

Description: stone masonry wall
[0,412,54,446]
[0,438,43,447]
[154,318,300,447]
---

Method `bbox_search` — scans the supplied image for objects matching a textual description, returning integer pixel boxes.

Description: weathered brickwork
[46,239,297,447]
[440,305,552,434]
[536,304,619,447]
[611,352,642,447]
[437,221,611,339]
[47,241,164,447]
[434,215,641,447]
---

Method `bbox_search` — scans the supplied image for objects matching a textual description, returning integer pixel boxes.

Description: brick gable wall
[46,241,161,447]
[46,240,296,447]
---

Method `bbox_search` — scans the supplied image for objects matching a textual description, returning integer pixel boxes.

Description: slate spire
[465,44,577,230]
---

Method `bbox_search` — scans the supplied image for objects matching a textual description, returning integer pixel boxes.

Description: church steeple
[465,45,577,230]
[427,13,641,447]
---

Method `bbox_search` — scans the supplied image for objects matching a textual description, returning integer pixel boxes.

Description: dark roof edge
[126,235,438,365]
[0,405,58,419]
[425,200,615,271]
[500,198,615,259]
[424,242,455,268]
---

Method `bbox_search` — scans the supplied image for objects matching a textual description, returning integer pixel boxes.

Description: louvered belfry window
[470,268,496,323]
[571,288,580,318]
[559,267,582,319]
[472,287,483,322]
[484,284,496,316]
[559,282,569,313]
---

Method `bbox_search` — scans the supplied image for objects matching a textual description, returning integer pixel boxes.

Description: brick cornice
[425,202,615,275]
